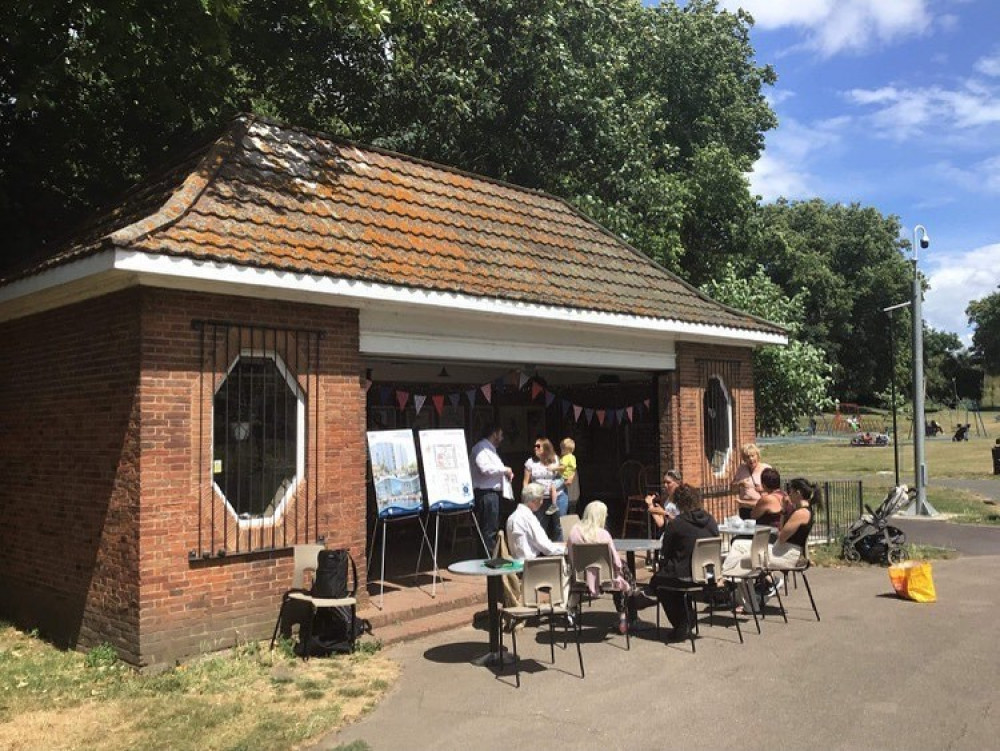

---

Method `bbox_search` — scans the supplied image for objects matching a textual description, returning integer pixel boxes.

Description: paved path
[320,554,1000,751]
[893,516,1000,556]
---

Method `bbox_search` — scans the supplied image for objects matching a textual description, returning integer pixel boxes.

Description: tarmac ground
[322,524,1000,751]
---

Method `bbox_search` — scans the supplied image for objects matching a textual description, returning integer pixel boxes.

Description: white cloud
[932,155,1000,194]
[845,80,1000,140]
[923,242,1000,339]
[719,0,931,57]
[748,115,847,201]
[974,51,1000,77]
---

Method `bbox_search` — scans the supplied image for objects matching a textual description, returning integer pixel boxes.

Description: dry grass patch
[0,626,397,751]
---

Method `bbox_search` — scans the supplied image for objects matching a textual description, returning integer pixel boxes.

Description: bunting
[369,367,652,431]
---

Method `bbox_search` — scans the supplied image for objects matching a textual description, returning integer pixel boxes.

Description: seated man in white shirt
[506,482,565,561]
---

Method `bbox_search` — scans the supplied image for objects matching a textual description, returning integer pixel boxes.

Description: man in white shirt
[469,423,513,555]
[506,483,564,561]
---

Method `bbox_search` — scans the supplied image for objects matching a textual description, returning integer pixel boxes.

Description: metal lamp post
[909,225,936,515]
[883,300,911,487]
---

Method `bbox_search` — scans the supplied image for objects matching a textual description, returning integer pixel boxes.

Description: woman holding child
[523,437,569,540]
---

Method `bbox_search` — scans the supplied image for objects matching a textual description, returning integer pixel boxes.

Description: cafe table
[447,558,524,666]
[614,537,662,574]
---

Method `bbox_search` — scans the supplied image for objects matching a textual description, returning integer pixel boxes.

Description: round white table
[448,558,523,666]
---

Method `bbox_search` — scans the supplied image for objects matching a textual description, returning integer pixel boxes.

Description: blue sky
[674,0,1000,342]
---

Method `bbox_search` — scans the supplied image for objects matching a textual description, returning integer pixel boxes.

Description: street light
[909,224,936,516]
[883,300,911,487]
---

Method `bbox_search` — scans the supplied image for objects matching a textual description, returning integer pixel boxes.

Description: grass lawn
[0,627,394,751]
[760,433,1000,525]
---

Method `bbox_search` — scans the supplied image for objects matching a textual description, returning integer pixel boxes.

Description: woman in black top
[768,477,820,568]
[647,483,718,640]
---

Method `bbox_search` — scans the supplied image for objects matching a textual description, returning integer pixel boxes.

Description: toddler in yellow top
[546,437,577,514]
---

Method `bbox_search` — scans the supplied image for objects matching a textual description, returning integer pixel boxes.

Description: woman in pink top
[566,501,635,634]
[731,443,771,519]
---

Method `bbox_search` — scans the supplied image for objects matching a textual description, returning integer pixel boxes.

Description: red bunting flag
[597,409,606,426]
[531,382,544,400]
[626,406,634,422]
[396,390,410,410]
[480,383,492,403]
[573,405,583,421]
[432,394,445,415]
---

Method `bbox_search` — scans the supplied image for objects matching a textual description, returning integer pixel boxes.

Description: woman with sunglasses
[523,437,568,540]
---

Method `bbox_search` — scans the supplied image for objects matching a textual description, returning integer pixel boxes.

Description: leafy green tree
[746,199,913,405]
[363,0,775,276]
[968,292,1000,374]
[701,263,831,434]
[0,0,389,272]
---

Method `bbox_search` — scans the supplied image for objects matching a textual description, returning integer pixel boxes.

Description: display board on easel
[418,428,474,512]
[366,429,423,518]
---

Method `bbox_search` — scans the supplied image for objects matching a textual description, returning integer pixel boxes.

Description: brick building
[0,115,785,667]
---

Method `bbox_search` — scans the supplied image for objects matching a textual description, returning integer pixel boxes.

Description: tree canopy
[742,199,915,405]
[1,0,775,283]
[701,263,831,434]
[968,291,1000,374]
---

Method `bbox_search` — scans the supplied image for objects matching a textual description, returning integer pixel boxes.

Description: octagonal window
[704,375,733,477]
[213,351,305,525]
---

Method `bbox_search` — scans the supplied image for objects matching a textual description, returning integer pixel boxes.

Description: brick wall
[137,288,366,668]
[668,342,756,510]
[0,290,143,663]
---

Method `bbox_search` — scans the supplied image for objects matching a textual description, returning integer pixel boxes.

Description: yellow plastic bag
[888,561,937,603]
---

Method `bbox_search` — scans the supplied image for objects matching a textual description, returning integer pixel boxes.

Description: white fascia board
[0,250,128,322]
[1,250,788,349]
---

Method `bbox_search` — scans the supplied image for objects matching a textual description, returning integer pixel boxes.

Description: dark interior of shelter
[363,359,659,592]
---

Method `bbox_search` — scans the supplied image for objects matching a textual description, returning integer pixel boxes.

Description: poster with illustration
[418,429,474,512]
[366,429,423,518]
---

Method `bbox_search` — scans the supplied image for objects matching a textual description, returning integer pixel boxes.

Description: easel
[367,508,435,610]
[418,501,489,597]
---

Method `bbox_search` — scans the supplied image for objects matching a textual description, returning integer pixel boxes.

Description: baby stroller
[841,486,912,564]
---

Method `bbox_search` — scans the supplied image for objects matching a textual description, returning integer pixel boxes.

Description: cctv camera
[920,237,930,249]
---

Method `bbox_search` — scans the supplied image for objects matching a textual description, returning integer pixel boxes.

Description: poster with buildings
[366,429,423,518]
[418,429,474,512]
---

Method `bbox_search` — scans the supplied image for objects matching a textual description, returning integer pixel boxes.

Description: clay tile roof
[5,114,784,336]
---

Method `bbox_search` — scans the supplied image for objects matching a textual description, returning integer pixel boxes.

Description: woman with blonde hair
[566,500,636,634]
[731,443,771,519]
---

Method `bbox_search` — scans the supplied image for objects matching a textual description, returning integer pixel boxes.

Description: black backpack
[295,549,371,657]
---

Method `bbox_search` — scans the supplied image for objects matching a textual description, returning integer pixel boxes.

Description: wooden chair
[619,460,649,538]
